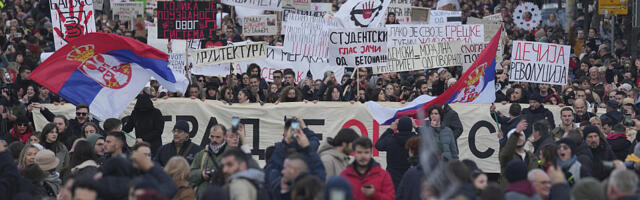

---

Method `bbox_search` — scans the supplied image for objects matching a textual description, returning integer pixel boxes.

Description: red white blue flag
[368,26,502,125]
[30,33,187,120]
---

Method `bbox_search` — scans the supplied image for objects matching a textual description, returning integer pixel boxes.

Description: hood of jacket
[72,160,99,172]
[607,132,627,140]
[134,94,155,112]
[229,168,265,184]
[318,141,349,161]
[45,171,62,185]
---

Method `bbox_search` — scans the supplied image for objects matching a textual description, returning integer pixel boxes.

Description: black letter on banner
[241,118,265,159]
[468,120,496,159]
[176,115,198,138]
[199,117,219,148]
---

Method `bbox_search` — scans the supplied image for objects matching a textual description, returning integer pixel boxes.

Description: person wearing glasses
[40,104,100,139]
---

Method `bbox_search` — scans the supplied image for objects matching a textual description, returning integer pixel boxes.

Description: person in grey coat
[424,105,459,160]
[318,128,359,180]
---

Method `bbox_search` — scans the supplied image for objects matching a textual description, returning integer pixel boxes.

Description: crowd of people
[0,0,640,199]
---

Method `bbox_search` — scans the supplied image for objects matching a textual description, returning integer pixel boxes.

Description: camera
[204,169,215,177]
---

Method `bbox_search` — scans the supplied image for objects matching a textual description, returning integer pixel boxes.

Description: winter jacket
[0,151,20,198]
[266,142,325,200]
[341,160,395,200]
[226,168,265,200]
[532,136,555,157]
[500,132,538,186]
[396,165,424,200]
[548,183,570,200]
[172,180,196,200]
[603,111,623,125]
[43,141,69,171]
[70,160,99,174]
[153,139,202,167]
[99,157,135,200]
[43,172,62,198]
[140,165,179,199]
[607,132,633,161]
[521,105,555,137]
[496,115,525,148]
[10,127,31,143]
[442,104,463,138]
[318,141,350,180]
[574,112,597,123]
[67,118,101,138]
[190,143,228,199]
[123,94,165,152]
[423,122,458,160]
[504,180,542,200]
[590,141,617,180]
[264,127,323,199]
[375,128,417,189]
[559,157,591,185]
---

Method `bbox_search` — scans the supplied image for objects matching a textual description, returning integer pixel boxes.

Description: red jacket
[340,160,395,200]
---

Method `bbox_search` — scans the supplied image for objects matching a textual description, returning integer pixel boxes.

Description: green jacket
[189,144,228,199]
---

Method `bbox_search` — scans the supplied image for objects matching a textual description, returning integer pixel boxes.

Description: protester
[221,148,266,200]
[189,124,228,198]
[164,156,196,200]
[39,122,68,170]
[341,137,395,199]
[376,116,418,189]
[154,120,202,166]
[318,127,359,180]
[423,105,458,160]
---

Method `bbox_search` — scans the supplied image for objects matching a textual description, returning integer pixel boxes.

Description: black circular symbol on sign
[468,120,496,159]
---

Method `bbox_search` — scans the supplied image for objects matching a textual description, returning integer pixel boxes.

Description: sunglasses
[76,112,88,116]
[198,79,204,82]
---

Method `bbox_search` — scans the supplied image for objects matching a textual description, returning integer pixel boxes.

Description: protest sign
[335,0,391,28]
[460,43,488,71]
[282,0,310,10]
[94,0,103,10]
[411,7,430,22]
[376,40,463,73]
[387,0,412,23]
[386,24,484,46]
[168,53,188,75]
[328,28,387,67]
[510,41,570,85]
[133,17,146,38]
[283,14,340,57]
[156,1,217,39]
[34,100,515,173]
[429,10,462,24]
[221,0,282,11]
[193,42,268,66]
[235,46,330,83]
[146,0,157,15]
[112,2,144,21]
[50,0,96,50]
[282,3,332,22]
[242,15,278,36]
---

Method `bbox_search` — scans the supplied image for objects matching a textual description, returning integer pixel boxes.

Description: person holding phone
[341,137,395,200]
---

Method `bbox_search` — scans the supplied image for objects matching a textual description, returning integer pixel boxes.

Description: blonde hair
[18,144,40,169]
[164,156,190,182]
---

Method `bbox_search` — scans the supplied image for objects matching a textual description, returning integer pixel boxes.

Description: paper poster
[282,0,311,10]
[242,15,278,36]
[50,0,97,50]
[510,41,570,85]
[283,14,340,57]
[221,0,282,11]
[193,42,268,66]
[328,28,387,67]
[112,2,144,21]
[411,7,429,22]
[386,24,484,46]
[282,3,332,22]
[387,0,411,23]
[429,10,462,24]
[156,1,217,39]
[376,40,463,73]
[335,0,391,28]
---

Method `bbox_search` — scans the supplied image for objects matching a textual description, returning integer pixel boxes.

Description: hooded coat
[606,132,632,161]
[375,117,417,189]
[226,168,265,200]
[123,94,165,154]
[318,141,350,180]
[521,105,555,137]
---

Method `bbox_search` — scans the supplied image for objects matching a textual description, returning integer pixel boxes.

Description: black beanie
[557,138,576,156]
[505,160,528,183]
[397,116,413,132]
[582,125,600,140]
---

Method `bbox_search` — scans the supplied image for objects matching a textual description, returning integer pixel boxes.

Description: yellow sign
[599,0,628,15]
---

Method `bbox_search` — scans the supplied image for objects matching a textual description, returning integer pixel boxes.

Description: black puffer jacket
[375,117,417,190]
[521,105,555,137]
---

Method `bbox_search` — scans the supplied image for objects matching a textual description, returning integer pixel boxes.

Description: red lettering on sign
[342,119,379,156]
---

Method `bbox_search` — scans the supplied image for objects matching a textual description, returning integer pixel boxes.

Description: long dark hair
[39,123,59,144]
[69,140,97,168]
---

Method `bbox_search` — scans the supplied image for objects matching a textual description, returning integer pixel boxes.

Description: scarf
[557,155,577,169]
[210,141,226,154]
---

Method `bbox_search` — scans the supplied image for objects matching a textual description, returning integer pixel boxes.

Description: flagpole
[356,68,360,98]
[185,40,190,79]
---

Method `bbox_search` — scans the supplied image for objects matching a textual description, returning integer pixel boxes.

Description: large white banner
[222,0,282,11]
[335,0,391,28]
[386,24,484,46]
[33,100,534,173]
[328,28,387,67]
[510,41,570,85]
[50,0,97,50]
[283,14,340,58]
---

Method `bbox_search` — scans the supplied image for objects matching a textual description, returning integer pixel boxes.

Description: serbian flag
[367,27,502,125]
[30,33,188,120]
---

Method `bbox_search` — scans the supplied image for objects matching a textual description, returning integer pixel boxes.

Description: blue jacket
[375,128,417,189]
[264,128,325,200]
[396,165,425,200]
